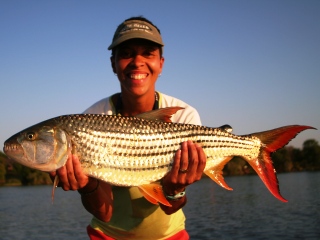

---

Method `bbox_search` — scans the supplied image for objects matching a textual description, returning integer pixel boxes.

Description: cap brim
[108,33,164,50]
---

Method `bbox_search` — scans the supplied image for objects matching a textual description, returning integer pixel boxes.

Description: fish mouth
[3,142,23,157]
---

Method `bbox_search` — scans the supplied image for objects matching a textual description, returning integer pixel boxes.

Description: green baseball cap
[108,19,164,50]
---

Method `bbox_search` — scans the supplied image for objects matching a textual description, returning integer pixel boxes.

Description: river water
[0,172,319,240]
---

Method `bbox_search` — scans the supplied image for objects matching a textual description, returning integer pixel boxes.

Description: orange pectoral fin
[138,183,172,207]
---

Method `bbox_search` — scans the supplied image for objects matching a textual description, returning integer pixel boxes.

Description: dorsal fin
[219,124,233,133]
[135,107,184,123]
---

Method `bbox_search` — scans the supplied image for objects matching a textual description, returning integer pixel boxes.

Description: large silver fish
[3,107,315,206]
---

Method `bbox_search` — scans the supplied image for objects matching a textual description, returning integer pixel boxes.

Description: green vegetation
[223,139,320,176]
[0,139,319,186]
[0,151,51,186]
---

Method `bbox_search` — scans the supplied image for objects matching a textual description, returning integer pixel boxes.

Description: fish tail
[248,125,316,202]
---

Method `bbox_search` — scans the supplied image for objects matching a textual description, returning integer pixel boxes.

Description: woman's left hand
[160,140,206,213]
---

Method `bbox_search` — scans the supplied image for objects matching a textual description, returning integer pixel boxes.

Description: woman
[50,16,206,240]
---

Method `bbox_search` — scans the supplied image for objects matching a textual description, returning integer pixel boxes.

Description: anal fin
[204,156,233,190]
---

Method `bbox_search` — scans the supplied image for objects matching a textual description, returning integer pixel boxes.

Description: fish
[3,107,315,206]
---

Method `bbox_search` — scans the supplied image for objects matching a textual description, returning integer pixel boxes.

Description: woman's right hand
[49,154,92,191]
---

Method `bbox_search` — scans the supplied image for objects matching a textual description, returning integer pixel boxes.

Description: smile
[129,73,148,79]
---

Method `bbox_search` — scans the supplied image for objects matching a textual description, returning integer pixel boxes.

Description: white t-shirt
[84,92,202,125]
[84,91,202,239]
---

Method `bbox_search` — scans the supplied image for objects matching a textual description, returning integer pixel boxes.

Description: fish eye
[26,132,36,140]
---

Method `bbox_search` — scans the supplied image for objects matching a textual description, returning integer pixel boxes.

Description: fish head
[3,123,71,172]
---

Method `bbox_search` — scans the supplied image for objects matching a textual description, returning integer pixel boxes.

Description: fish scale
[52,114,261,186]
[3,107,315,203]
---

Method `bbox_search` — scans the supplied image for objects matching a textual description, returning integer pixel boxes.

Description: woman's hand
[49,154,113,222]
[49,154,91,191]
[160,140,206,214]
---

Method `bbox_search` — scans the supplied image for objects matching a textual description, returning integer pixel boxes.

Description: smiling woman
[111,39,164,114]
[48,16,206,240]
[1,1,319,163]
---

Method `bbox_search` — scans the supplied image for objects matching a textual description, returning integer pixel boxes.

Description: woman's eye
[119,51,132,58]
[143,52,153,57]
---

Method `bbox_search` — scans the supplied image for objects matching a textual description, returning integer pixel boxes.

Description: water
[184,172,320,240]
[1,172,319,240]
[0,186,91,240]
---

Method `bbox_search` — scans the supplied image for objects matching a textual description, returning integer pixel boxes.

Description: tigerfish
[3,107,315,206]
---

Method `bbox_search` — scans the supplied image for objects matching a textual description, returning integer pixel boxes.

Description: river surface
[0,172,319,240]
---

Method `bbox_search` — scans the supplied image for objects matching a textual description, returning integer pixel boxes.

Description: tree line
[0,139,319,186]
[223,139,320,176]
[0,151,52,186]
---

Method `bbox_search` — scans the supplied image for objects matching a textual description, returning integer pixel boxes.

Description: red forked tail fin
[247,125,316,202]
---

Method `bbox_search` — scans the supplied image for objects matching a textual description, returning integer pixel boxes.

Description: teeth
[130,74,147,79]
[4,144,18,151]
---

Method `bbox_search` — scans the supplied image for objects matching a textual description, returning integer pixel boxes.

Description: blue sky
[1,0,319,149]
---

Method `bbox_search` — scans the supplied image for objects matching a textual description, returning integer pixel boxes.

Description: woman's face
[111,39,164,98]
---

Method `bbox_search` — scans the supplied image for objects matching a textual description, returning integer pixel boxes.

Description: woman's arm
[49,155,113,222]
[160,141,206,214]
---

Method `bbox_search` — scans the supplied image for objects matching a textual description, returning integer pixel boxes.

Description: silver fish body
[3,108,315,203]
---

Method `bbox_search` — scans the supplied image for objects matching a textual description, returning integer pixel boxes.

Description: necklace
[114,92,159,115]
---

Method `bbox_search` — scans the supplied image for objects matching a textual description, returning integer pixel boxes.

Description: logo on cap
[118,23,154,36]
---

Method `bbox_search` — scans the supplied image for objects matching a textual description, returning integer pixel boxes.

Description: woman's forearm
[79,179,114,222]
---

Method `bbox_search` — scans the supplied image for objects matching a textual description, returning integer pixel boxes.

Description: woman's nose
[130,54,145,67]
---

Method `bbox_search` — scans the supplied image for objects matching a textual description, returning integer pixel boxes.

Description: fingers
[185,141,199,183]
[54,154,88,191]
[49,171,57,181]
[169,141,190,182]
[163,141,207,193]
[55,155,72,191]
[170,148,181,178]
[183,141,206,183]
[73,155,89,188]
[179,141,189,173]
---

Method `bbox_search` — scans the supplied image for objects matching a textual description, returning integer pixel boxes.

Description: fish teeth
[4,144,16,151]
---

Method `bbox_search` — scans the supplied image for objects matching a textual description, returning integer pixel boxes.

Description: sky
[1,0,319,150]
